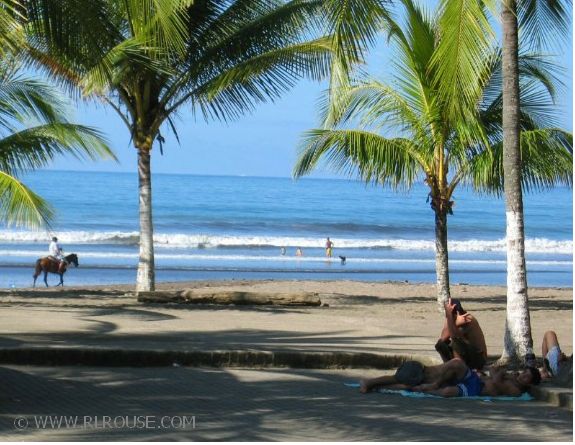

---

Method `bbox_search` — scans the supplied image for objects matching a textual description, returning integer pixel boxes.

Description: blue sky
[48,6,574,178]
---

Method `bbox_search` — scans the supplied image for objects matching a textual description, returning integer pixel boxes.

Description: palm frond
[0,0,25,56]
[169,38,334,121]
[0,123,116,175]
[322,0,391,72]
[124,0,192,57]
[0,170,54,228]
[464,128,573,194]
[518,0,572,50]
[294,128,423,189]
[0,70,65,127]
[163,0,330,111]
[431,0,495,120]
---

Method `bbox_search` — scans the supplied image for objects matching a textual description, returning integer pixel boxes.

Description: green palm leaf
[0,123,115,174]
[294,128,421,189]
[431,0,495,120]
[0,170,54,228]
[0,63,116,228]
[170,38,334,121]
[518,0,572,50]
[465,128,572,194]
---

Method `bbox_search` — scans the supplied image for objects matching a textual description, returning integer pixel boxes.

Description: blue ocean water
[0,170,572,288]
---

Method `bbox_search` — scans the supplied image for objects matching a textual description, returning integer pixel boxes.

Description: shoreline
[8,278,574,293]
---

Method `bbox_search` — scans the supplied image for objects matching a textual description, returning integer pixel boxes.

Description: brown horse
[33,253,79,287]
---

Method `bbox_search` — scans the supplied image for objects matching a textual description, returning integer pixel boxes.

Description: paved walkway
[0,284,572,440]
[0,366,572,441]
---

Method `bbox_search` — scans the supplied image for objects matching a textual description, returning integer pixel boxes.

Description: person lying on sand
[435,298,487,370]
[360,358,540,397]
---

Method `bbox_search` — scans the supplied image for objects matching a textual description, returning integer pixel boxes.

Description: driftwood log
[137,289,322,306]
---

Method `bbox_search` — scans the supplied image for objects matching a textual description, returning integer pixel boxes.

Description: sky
[47,4,574,179]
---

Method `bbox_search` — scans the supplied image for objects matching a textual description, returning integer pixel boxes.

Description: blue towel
[345,382,533,401]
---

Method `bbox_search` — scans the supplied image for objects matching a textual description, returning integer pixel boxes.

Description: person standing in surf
[325,237,334,258]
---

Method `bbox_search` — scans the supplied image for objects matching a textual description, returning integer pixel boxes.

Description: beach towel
[344,383,533,401]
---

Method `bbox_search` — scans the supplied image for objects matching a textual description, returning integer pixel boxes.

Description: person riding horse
[48,236,66,273]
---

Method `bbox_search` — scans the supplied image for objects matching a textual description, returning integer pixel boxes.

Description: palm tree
[433,0,572,363]
[293,0,572,305]
[0,1,114,229]
[499,0,571,364]
[24,0,390,291]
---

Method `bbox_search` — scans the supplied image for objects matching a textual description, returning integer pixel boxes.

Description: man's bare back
[459,314,487,358]
[436,299,487,369]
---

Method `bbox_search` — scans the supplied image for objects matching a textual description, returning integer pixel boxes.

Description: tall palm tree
[24,0,390,291]
[434,0,572,363]
[0,1,114,229]
[293,0,572,305]
[499,0,571,364]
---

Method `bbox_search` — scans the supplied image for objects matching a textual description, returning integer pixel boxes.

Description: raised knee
[544,331,559,343]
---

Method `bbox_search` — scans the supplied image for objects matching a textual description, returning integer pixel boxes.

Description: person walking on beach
[325,237,334,258]
[296,247,303,257]
[48,236,66,273]
[434,298,487,370]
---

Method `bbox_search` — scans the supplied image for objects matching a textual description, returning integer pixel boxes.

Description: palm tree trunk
[434,207,451,306]
[500,0,533,364]
[136,147,155,292]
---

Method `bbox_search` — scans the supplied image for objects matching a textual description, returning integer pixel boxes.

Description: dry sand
[2,279,572,358]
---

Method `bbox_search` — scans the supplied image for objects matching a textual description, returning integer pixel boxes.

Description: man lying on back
[411,358,540,397]
[360,357,541,397]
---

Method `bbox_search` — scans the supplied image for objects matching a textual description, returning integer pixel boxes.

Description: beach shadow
[0,327,430,355]
[0,365,570,441]
[448,295,573,312]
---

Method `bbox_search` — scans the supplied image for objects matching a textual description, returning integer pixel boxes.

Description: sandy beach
[2,279,572,359]
[142,279,575,355]
[1,280,572,440]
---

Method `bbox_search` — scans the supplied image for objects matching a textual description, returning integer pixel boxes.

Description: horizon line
[37,167,359,182]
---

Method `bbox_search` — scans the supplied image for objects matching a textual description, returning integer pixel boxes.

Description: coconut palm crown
[293,0,572,305]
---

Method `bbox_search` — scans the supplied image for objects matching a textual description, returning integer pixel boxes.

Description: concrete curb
[0,347,437,370]
[529,384,573,411]
[0,347,570,411]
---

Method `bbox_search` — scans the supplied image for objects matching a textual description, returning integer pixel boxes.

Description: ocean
[0,170,572,288]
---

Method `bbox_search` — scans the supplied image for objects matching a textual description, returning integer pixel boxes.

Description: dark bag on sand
[395,361,425,386]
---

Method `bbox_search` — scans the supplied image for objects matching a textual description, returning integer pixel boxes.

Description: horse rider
[49,236,66,273]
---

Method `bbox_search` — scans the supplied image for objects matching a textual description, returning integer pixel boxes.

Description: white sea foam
[0,230,571,254]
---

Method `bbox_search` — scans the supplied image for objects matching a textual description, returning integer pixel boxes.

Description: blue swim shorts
[456,369,484,397]
[546,346,562,376]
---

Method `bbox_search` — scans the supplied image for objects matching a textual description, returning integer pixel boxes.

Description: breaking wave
[0,230,571,254]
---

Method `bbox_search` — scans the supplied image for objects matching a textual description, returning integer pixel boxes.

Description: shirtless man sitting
[435,298,487,370]
[360,357,540,397]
